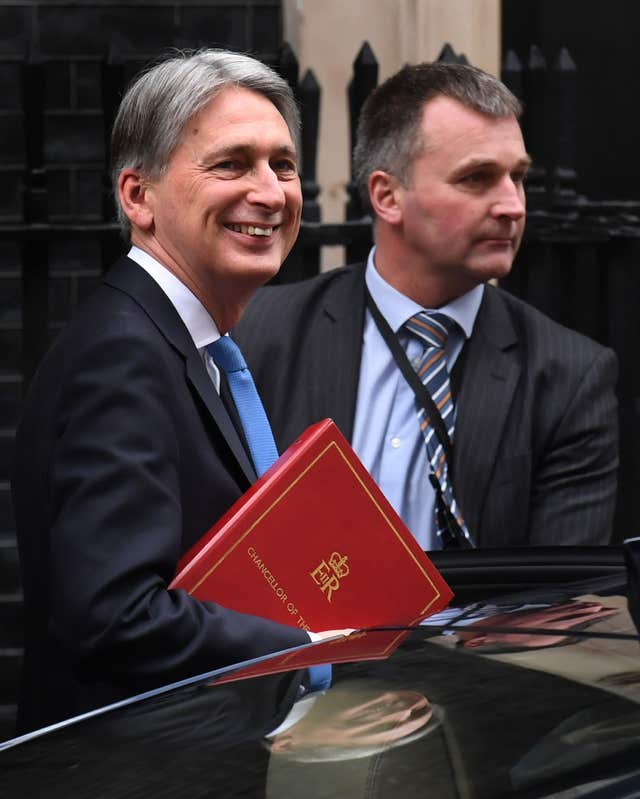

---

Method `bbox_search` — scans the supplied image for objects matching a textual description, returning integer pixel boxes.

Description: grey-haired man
[12,49,338,734]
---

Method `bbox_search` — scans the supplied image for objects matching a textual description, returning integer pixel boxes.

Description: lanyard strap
[365,290,453,462]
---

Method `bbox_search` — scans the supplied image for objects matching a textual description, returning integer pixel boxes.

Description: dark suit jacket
[234,263,619,547]
[11,257,309,733]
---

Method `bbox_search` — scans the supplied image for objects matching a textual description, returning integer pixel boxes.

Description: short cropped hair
[353,62,522,211]
[111,48,300,235]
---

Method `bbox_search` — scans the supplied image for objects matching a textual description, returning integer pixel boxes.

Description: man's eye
[213,160,241,171]
[273,159,298,174]
[460,172,486,185]
[512,171,529,185]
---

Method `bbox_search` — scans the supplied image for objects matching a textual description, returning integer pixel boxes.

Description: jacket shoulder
[250,262,363,306]
[237,263,365,330]
[488,284,614,361]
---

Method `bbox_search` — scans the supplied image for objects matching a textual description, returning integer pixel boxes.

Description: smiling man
[235,61,619,549]
[11,50,326,734]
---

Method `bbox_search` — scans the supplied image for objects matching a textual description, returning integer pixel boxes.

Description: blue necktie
[207,335,331,690]
[207,335,279,478]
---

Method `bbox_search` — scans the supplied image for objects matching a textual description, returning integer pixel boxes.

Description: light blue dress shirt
[351,248,484,550]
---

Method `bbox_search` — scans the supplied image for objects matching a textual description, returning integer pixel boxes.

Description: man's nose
[492,178,526,220]
[247,164,286,210]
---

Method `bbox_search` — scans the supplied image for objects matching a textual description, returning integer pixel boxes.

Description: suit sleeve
[527,346,619,545]
[47,316,309,691]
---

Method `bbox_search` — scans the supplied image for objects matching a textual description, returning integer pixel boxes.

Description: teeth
[228,224,273,236]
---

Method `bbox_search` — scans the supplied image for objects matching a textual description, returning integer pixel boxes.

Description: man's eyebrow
[455,154,533,173]
[272,144,298,157]
[516,155,533,170]
[201,143,298,161]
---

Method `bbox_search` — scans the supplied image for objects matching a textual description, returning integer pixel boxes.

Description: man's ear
[118,168,154,231]
[368,171,404,226]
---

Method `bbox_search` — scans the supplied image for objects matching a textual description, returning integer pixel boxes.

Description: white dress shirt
[128,245,223,390]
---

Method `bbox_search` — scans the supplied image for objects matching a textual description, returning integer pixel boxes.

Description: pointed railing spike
[528,44,547,71]
[523,45,550,209]
[346,42,378,221]
[502,48,524,101]
[277,41,299,94]
[299,68,321,222]
[503,49,522,72]
[353,41,377,69]
[553,46,576,72]
[437,43,458,63]
[550,47,578,209]
[299,68,320,95]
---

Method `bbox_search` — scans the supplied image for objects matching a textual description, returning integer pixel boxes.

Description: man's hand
[309,629,355,642]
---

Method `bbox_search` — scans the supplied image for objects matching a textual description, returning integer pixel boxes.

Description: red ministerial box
[212,630,413,686]
[170,419,453,648]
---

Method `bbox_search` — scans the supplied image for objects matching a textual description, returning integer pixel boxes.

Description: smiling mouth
[225,223,274,237]
[480,237,513,246]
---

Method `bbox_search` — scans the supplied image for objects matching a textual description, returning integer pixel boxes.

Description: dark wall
[0,1,283,226]
[502,0,638,201]
[0,1,282,56]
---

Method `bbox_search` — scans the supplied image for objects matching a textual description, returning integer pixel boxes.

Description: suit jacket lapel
[453,287,520,543]
[318,265,367,440]
[103,257,257,484]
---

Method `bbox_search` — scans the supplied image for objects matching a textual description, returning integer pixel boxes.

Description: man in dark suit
[11,49,339,734]
[235,62,618,549]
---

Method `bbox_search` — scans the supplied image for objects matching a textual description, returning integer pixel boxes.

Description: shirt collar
[128,246,221,349]
[365,246,484,338]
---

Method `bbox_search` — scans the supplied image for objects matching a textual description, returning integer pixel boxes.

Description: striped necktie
[404,312,475,548]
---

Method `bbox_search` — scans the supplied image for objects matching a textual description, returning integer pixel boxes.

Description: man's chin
[466,257,516,283]
[235,259,283,289]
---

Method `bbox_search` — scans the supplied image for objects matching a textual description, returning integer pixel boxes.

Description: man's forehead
[416,96,526,161]
[191,87,291,132]
[420,95,521,139]
[178,86,296,156]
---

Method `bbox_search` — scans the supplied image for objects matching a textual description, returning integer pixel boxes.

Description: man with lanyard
[235,61,618,549]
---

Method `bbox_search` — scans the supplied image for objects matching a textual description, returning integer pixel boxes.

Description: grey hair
[353,61,523,212]
[110,48,300,235]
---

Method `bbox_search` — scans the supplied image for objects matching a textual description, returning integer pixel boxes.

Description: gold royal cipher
[310,552,350,603]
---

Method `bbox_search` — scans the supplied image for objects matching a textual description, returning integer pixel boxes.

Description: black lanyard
[365,290,453,463]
